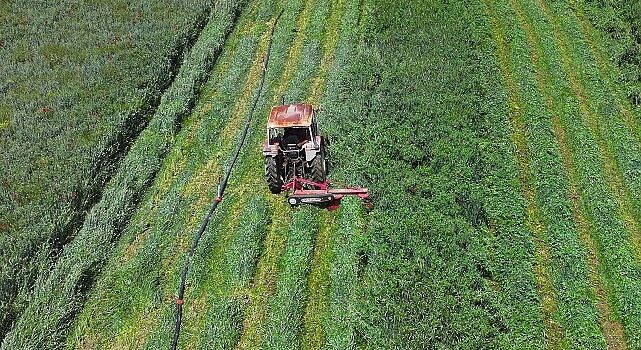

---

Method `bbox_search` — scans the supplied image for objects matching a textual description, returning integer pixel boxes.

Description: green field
[2,0,641,349]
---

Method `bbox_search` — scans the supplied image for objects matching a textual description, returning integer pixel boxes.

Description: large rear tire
[309,153,326,183]
[265,156,283,194]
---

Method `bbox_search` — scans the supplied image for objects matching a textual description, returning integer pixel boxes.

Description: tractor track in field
[234,0,324,347]
[506,0,627,347]
[483,1,564,347]
[534,0,641,263]
[170,5,286,348]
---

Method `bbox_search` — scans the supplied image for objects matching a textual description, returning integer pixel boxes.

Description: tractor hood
[268,103,313,128]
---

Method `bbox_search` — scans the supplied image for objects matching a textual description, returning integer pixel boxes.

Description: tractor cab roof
[268,103,314,128]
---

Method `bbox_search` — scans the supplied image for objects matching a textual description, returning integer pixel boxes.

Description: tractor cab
[263,103,326,194]
[265,104,319,149]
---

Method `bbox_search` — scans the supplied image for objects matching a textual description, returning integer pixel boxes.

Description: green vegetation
[483,0,641,348]
[582,0,641,108]
[264,209,317,349]
[0,1,246,348]
[0,0,217,339]
[3,0,641,348]
[323,0,538,347]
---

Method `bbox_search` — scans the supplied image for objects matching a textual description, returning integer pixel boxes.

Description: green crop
[0,0,214,340]
[3,0,641,348]
[1,1,245,348]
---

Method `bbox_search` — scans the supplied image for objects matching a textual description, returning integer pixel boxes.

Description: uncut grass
[324,0,520,347]
[584,0,641,130]
[323,198,362,349]
[572,7,641,149]
[523,0,641,346]
[61,3,267,347]
[578,1,641,145]
[0,0,213,340]
[2,2,248,348]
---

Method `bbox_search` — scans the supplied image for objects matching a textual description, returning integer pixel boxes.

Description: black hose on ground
[170,8,283,350]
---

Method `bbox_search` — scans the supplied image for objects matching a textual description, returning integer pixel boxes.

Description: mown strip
[524,0,641,347]
[172,0,314,346]
[231,0,323,347]
[186,196,269,349]
[261,1,352,347]
[554,2,641,265]
[263,209,319,349]
[118,10,268,348]
[233,0,347,347]
[308,0,348,105]
[301,0,359,347]
[301,211,336,350]
[469,2,547,348]
[483,1,564,347]
[505,0,624,347]
[535,0,641,261]
[140,4,291,348]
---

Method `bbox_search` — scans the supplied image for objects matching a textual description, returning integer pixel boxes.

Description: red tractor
[263,103,370,209]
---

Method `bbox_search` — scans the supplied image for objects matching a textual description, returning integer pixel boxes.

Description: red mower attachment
[283,177,371,211]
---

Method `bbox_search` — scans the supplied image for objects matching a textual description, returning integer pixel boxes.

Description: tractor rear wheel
[310,153,326,183]
[265,156,283,194]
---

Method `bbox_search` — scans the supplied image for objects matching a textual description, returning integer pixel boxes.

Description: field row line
[534,0,641,263]
[485,0,641,347]
[482,1,564,347]
[506,0,626,347]
[234,0,321,347]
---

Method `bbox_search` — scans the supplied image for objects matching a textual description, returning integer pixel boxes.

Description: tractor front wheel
[265,156,283,194]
